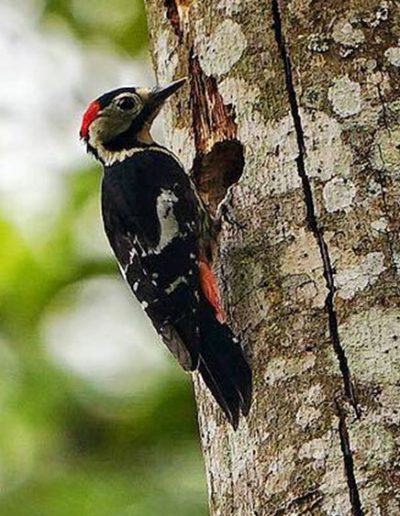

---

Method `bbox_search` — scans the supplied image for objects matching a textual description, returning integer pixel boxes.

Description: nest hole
[191,139,245,216]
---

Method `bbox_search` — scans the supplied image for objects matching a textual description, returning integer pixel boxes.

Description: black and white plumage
[80,79,252,428]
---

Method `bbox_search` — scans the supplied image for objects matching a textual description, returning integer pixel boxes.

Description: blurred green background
[0,0,207,514]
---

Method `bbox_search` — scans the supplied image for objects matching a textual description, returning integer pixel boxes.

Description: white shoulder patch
[154,189,180,253]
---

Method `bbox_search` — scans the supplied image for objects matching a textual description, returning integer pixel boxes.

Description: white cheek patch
[154,189,180,253]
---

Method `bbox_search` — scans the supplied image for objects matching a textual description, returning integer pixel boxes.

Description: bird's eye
[116,97,137,111]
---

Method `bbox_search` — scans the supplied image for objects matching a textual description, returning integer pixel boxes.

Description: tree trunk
[145,1,400,514]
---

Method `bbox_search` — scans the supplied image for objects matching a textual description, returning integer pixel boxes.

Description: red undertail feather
[199,259,226,323]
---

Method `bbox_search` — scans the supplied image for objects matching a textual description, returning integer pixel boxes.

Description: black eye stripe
[116,96,137,110]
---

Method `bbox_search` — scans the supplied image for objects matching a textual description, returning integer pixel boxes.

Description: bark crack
[336,400,365,516]
[271,0,364,512]
[271,0,359,415]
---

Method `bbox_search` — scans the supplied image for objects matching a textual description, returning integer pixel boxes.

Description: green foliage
[0,166,207,515]
[1,3,207,512]
[42,0,148,56]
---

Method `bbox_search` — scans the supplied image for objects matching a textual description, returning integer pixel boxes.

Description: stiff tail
[197,300,252,429]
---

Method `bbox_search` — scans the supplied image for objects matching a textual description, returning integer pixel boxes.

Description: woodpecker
[80,78,252,428]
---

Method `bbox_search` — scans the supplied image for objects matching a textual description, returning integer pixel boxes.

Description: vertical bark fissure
[271,0,364,512]
[270,0,360,411]
[336,401,365,516]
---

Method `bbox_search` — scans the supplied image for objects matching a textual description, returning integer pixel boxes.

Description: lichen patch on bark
[296,385,325,430]
[195,19,247,77]
[332,19,366,54]
[371,127,400,173]
[338,308,400,385]
[385,46,400,67]
[351,421,396,469]
[323,177,356,213]
[328,76,362,118]
[334,251,387,299]
[264,353,316,385]
[281,227,327,308]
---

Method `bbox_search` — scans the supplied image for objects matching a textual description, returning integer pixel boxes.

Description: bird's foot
[216,190,246,231]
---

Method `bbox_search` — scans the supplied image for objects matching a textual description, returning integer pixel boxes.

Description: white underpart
[154,189,180,253]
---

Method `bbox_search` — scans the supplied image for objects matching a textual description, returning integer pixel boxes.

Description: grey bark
[144,1,400,514]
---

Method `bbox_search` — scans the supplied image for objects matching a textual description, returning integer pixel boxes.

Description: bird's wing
[101,150,204,370]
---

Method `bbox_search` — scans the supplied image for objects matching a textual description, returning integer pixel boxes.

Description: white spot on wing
[166,276,188,294]
[154,189,180,252]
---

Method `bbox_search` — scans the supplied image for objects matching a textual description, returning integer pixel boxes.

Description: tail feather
[198,358,241,429]
[197,300,252,428]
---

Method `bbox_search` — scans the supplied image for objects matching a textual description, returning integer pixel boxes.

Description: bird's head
[80,78,186,163]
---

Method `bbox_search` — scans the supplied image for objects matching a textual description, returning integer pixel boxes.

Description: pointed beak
[149,78,187,107]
